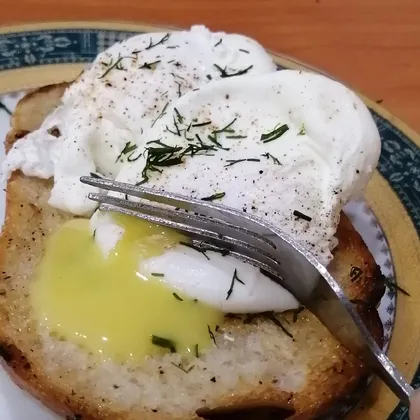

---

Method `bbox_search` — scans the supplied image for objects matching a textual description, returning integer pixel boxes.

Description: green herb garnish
[151,102,169,128]
[293,210,312,222]
[145,33,170,50]
[261,152,281,165]
[213,118,237,134]
[151,335,176,353]
[138,143,184,184]
[201,192,226,201]
[261,123,289,143]
[214,64,253,78]
[175,81,182,98]
[224,158,260,167]
[174,108,184,124]
[171,72,186,81]
[192,121,212,128]
[226,268,245,300]
[207,134,230,150]
[194,344,199,358]
[139,60,161,70]
[226,135,247,139]
[99,54,133,79]
[384,278,410,296]
[115,142,138,162]
[172,292,183,301]
[151,272,165,277]
[207,325,217,346]
[239,48,250,53]
[214,38,223,47]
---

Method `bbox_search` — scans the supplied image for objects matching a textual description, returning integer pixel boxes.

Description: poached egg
[3,26,381,362]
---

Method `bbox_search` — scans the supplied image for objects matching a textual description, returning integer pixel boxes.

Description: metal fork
[81,175,414,406]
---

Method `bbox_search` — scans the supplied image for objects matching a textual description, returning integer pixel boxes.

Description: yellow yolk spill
[31,215,223,362]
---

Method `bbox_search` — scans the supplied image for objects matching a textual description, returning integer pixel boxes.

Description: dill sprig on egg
[174,108,184,124]
[212,117,237,134]
[293,210,312,222]
[115,142,138,163]
[99,53,135,79]
[213,64,253,78]
[201,192,226,201]
[151,102,169,128]
[139,60,161,70]
[260,123,289,143]
[226,135,247,139]
[138,144,184,185]
[192,121,212,128]
[145,33,171,50]
[224,158,260,167]
[261,152,281,165]
[226,268,245,300]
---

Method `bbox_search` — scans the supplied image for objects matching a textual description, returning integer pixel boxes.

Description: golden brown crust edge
[0,84,385,420]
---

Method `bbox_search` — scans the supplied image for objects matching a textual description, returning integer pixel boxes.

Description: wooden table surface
[0,0,419,133]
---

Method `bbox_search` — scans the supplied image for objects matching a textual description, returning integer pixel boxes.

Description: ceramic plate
[0,22,418,420]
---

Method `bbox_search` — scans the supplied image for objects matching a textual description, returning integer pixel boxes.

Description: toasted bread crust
[0,84,384,420]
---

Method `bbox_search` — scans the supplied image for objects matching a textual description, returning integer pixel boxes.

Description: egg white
[3,26,381,314]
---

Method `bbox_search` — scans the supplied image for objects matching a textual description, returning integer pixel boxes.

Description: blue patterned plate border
[0,24,417,420]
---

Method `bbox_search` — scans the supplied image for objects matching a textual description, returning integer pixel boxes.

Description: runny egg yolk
[31,215,223,362]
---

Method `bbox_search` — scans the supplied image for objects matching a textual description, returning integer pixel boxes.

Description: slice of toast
[0,83,385,420]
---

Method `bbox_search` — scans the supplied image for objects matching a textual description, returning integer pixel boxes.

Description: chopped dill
[224,158,260,167]
[115,142,138,162]
[139,60,161,70]
[261,152,281,165]
[151,335,176,353]
[145,33,170,50]
[201,192,226,201]
[214,64,253,78]
[261,123,289,143]
[226,269,245,300]
[151,102,169,128]
[207,325,217,346]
